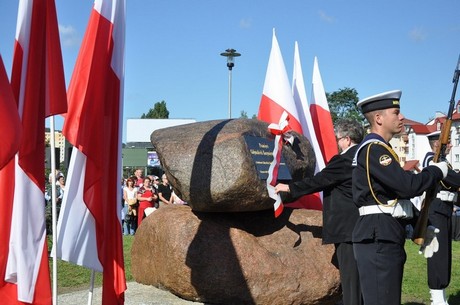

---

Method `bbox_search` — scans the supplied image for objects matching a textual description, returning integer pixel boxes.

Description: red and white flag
[258,30,322,212]
[55,0,127,304]
[0,55,21,170]
[284,42,324,210]
[0,0,67,304]
[310,56,337,164]
[258,30,300,216]
[292,42,325,173]
[259,29,303,134]
[0,54,22,304]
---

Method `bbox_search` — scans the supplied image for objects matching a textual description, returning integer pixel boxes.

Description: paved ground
[58,281,344,305]
[58,282,207,305]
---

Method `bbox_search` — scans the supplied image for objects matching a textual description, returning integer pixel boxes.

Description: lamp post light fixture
[220,48,241,119]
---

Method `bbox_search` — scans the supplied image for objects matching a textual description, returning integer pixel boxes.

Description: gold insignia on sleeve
[379,155,392,166]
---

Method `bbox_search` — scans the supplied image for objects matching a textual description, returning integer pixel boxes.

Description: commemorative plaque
[244,135,292,181]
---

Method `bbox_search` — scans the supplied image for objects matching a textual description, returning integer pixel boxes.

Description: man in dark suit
[275,118,364,305]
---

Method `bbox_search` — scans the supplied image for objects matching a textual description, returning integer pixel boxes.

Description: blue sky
[0,1,460,142]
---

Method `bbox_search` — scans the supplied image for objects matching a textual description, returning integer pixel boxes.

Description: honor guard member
[352,90,448,305]
[422,131,460,305]
[274,118,364,305]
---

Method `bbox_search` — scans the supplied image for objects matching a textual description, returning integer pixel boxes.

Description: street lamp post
[220,48,241,119]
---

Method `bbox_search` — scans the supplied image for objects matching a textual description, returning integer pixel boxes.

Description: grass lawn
[50,235,134,294]
[52,235,460,304]
[402,240,460,305]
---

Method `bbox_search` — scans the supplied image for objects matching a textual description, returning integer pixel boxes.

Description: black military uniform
[352,90,445,305]
[289,144,362,305]
[422,133,460,301]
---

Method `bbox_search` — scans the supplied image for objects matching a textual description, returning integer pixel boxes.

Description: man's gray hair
[335,118,364,144]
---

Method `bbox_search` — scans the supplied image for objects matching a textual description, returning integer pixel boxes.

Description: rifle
[412,54,460,245]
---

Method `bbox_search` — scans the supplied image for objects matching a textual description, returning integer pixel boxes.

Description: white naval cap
[357,90,402,114]
[426,130,441,140]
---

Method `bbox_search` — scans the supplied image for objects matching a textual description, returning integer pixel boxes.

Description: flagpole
[50,116,58,305]
[87,270,95,305]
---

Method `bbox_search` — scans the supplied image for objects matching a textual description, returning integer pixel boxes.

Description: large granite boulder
[150,119,316,212]
[132,205,341,305]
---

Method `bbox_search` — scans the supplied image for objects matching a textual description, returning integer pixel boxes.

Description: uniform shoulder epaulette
[352,138,387,166]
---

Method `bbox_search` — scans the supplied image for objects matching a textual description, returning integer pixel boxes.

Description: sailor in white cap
[352,90,448,305]
[421,129,459,305]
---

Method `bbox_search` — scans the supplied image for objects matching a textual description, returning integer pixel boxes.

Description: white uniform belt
[359,205,393,216]
[358,200,414,219]
[436,190,457,202]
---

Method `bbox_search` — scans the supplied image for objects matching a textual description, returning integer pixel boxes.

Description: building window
[456,154,460,163]
[456,138,460,146]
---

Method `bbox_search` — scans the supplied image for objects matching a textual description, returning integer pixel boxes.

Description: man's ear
[374,112,383,126]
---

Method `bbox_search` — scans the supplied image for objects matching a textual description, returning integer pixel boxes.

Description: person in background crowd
[134,168,144,188]
[56,175,65,204]
[158,173,173,207]
[45,171,65,234]
[137,176,157,227]
[48,168,64,185]
[122,177,137,235]
[120,178,125,232]
[151,175,160,189]
[421,130,460,305]
[172,191,186,205]
[275,118,364,305]
[149,175,161,208]
[352,90,448,305]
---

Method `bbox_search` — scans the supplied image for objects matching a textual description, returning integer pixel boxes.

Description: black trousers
[335,242,363,305]
[354,240,406,305]
[427,211,452,289]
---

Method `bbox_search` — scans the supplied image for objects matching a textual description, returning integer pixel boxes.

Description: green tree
[239,110,257,119]
[141,100,169,119]
[326,87,364,125]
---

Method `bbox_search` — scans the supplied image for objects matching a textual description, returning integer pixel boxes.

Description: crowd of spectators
[120,168,186,235]
[44,168,186,236]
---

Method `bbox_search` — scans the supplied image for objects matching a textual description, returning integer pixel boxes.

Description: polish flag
[310,57,337,164]
[0,0,67,304]
[258,30,322,211]
[258,29,303,134]
[284,42,324,210]
[0,55,21,170]
[292,43,325,173]
[55,0,127,304]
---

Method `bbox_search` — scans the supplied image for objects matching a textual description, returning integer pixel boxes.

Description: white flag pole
[87,270,95,305]
[49,116,58,305]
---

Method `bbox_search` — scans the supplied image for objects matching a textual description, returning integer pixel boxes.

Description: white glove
[419,226,440,258]
[429,161,448,179]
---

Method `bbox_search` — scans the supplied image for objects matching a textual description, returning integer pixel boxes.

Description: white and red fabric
[0,55,21,170]
[258,29,303,134]
[55,0,127,304]
[310,56,338,164]
[258,30,300,215]
[0,0,67,304]
[284,42,324,210]
[266,111,293,217]
[292,42,325,173]
[258,31,322,211]
[0,56,23,305]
